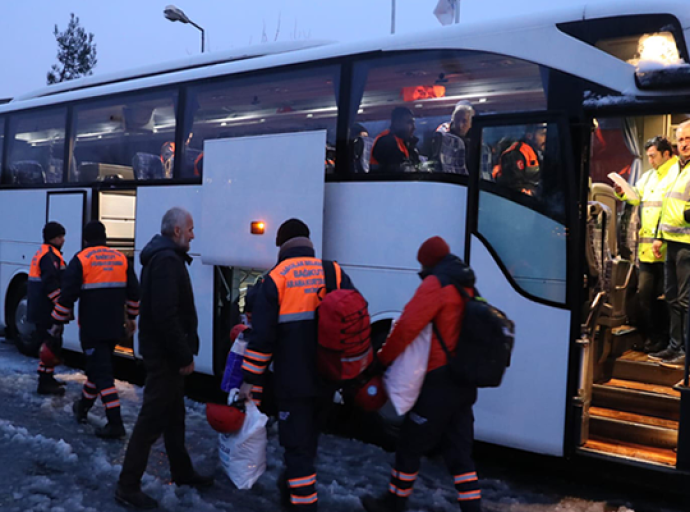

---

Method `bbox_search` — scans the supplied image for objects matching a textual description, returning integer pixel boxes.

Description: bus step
[592,379,680,421]
[581,436,677,467]
[589,406,678,450]
[611,352,684,387]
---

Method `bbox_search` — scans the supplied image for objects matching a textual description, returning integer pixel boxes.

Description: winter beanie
[417,236,450,268]
[276,218,310,247]
[83,220,107,245]
[43,222,66,243]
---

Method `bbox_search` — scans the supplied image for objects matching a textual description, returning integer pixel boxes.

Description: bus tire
[7,281,39,357]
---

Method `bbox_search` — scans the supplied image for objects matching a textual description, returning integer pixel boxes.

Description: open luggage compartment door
[200,131,326,269]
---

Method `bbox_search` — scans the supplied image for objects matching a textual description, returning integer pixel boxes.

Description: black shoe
[649,347,677,361]
[37,376,66,396]
[643,339,667,354]
[361,493,407,512]
[661,353,686,367]
[73,400,90,424]
[115,486,158,510]
[95,422,126,440]
[47,374,67,386]
[173,472,214,489]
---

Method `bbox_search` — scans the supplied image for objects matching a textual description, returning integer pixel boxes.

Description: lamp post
[164,5,205,53]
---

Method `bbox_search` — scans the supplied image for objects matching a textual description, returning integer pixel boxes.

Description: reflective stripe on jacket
[617,156,678,262]
[658,160,690,244]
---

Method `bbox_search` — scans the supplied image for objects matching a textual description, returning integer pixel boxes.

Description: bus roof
[2,0,689,115]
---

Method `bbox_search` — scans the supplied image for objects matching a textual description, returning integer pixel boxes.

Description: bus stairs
[582,349,681,467]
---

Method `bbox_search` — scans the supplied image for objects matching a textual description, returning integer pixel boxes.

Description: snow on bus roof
[1,0,689,114]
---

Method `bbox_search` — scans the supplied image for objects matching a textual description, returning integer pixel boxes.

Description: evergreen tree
[46,13,97,85]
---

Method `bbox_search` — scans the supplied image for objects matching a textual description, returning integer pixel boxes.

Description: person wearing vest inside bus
[361,237,480,512]
[652,121,690,367]
[370,107,421,173]
[238,219,355,512]
[614,136,678,355]
[28,221,67,396]
[492,123,546,196]
[50,221,140,439]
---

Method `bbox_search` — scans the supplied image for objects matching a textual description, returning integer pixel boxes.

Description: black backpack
[432,286,515,388]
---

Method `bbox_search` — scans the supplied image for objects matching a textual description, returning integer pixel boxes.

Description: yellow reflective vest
[657,158,690,245]
[618,156,678,262]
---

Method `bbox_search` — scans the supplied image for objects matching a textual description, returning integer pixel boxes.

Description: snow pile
[0,420,78,464]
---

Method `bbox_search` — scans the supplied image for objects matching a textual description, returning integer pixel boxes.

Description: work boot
[37,374,66,396]
[95,422,126,440]
[649,347,677,361]
[115,485,158,510]
[73,399,91,424]
[361,493,407,512]
[643,339,667,354]
[173,471,214,489]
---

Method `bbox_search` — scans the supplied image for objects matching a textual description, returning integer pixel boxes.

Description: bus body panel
[201,132,327,269]
[323,182,467,271]
[470,235,571,456]
[135,186,214,375]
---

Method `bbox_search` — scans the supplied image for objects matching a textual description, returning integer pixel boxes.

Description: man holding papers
[613,136,677,355]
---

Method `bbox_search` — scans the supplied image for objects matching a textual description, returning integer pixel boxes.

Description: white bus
[2,0,690,472]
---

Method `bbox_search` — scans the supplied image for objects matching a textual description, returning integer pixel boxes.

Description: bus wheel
[7,282,39,356]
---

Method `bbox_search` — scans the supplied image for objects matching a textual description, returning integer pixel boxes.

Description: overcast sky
[0,0,584,99]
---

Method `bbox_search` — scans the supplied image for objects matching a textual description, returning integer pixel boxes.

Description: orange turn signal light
[251,221,266,235]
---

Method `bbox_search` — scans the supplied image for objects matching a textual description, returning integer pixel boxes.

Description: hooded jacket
[138,234,199,368]
[28,243,65,326]
[378,254,475,373]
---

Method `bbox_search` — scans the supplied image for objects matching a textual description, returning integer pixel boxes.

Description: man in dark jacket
[370,107,421,173]
[116,207,212,510]
[238,218,354,511]
[28,221,67,395]
[362,237,481,512]
[51,221,140,438]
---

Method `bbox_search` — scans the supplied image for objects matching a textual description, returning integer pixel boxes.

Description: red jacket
[378,256,474,373]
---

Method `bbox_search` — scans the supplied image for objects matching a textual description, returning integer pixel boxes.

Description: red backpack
[317,261,372,382]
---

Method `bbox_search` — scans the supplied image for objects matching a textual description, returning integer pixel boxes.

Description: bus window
[5,108,67,185]
[182,66,340,179]
[348,50,546,174]
[71,90,178,183]
[478,121,567,303]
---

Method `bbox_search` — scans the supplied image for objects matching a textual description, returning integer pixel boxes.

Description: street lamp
[164,5,205,53]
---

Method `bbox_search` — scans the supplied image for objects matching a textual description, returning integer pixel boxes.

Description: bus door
[92,185,137,355]
[465,113,578,456]
[46,191,86,353]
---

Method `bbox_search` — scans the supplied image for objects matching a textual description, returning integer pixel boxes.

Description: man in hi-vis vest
[614,136,677,354]
[652,121,690,366]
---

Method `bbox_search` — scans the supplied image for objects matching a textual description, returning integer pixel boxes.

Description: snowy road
[0,339,682,512]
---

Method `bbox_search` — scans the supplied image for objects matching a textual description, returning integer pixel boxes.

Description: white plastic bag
[218,397,268,489]
[384,323,431,416]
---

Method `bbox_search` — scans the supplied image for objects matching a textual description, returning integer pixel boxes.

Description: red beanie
[417,236,450,268]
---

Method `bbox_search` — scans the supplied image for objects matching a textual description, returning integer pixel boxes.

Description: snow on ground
[0,339,681,512]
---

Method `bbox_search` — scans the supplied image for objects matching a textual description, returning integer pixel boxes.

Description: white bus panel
[201,131,327,269]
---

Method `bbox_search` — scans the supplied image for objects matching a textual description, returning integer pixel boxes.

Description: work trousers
[80,338,121,424]
[118,360,194,490]
[665,241,690,353]
[638,262,666,344]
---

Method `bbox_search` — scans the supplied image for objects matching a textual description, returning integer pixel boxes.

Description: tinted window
[71,90,178,182]
[349,51,546,174]
[478,121,567,303]
[5,109,67,185]
[183,66,340,178]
